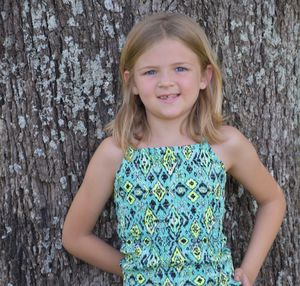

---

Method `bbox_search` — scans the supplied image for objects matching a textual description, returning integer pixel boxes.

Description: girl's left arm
[226,127,286,285]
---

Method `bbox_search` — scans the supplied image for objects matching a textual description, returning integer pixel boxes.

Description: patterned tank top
[114,141,241,286]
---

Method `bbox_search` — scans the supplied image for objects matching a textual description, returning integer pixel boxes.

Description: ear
[123,70,138,94]
[123,70,130,82]
[199,65,213,90]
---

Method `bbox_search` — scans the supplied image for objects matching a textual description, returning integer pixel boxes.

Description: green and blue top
[114,141,241,286]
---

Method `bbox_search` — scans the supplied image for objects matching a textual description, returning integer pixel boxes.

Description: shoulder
[212,125,258,172]
[69,137,125,222]
[98,136,123,156]
[217,125,246,143]
[214,126,283,205]
[217,125,255,151]
[90,136,124,174]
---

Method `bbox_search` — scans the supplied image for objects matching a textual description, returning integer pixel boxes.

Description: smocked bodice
[114,142,240,286]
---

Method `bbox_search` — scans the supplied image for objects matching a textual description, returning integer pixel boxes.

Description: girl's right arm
[62,137,124,277]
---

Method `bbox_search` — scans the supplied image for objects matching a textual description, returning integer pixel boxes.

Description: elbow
[277,185,287,215]
[274,185,286,216]
[61,224,76,253]
[281,190,287,218]
[258,186,286,221]
[61,227,70,252]
[62,224,90,255]
[272,186,287,222]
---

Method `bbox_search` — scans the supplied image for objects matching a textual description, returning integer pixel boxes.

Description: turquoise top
[114,142,241,285]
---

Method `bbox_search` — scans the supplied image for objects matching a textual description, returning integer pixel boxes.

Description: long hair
[105,13,223,151]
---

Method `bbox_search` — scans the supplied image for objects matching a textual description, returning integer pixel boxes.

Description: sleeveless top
[114,141,241,286]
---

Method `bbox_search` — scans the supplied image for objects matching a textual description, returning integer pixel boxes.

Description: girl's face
[128,38,211,126]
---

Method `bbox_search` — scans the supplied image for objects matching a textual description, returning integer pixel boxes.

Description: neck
[141,117,195,148]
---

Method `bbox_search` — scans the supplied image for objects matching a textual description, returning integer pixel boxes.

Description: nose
[158,81,175,88]
[158,71,175,88]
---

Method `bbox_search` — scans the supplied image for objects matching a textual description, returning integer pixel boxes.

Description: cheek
[181,76,200,91]
[193,74,203,91]
[135,78,156,94]
[132,76,140,95]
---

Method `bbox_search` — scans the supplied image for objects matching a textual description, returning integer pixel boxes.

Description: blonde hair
[106,13,223,151]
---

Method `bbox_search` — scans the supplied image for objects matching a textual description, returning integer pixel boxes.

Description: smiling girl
[62,13,286,286]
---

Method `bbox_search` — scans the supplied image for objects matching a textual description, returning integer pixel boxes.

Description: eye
[143,70,157,76]
[175,66,188,72]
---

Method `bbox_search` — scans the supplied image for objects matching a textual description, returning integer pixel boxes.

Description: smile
[157,94,180,102]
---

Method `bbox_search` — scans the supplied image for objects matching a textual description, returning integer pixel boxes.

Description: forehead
[135,38,199,67]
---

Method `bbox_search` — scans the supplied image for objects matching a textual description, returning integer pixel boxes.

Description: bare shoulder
[97,136,123,155]
[79,136,124,200]
[218,125,256,151]
[62,137,125,241]
[215,126,284,205]
[212,125,258,171]
[92,136,124,173]
[218,125,247,144]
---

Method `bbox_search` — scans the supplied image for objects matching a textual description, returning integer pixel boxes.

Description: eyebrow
[172,62,193,66]
[137,62,193,71]
[137,66,157,71]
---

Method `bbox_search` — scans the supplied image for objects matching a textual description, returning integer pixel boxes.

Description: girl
[62,13,286,286]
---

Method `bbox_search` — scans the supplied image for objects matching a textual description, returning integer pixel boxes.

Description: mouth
[157,93,180,101]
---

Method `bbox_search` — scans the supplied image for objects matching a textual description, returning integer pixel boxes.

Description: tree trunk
[0,0,298,285]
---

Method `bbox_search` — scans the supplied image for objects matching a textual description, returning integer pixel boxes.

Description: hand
[234,268,252,286]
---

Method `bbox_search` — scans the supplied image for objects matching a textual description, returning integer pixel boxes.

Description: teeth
[159,94,179,99]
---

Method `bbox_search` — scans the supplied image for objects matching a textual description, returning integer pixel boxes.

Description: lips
[157,93,180,102]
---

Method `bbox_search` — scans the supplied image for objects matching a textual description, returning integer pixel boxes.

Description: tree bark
[0,0,298,285]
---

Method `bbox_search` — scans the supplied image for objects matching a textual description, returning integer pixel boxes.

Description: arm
[225,127,286,285]
[62,137,124,277]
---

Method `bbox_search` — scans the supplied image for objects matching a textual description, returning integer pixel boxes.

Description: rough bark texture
[0,0,299,285]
